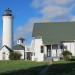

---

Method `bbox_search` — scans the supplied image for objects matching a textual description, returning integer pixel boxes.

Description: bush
[9,51,22,60]
[62,50,72,61]
[70,56,75,61]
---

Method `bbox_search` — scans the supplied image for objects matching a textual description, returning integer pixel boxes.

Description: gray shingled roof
[32,22,75,45]
[13,44,25,50]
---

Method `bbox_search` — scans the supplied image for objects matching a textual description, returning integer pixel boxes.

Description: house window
[60,43,64,49]
[52,44,58,49]
[64,46,67,49]
[40,46,44,53]
[2,52,5,60]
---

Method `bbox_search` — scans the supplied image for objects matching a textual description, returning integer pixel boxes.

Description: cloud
[14,20,33,41]
[41,6,69,19]
[31,0,75,19]
[70,16,75,21]
[0,37,2,47]
[32,0,75,22]
[31,0,74,8]
[14,0,75,45]
[14,18,37,41]
[53,0,74,5]
[14,16,51,43]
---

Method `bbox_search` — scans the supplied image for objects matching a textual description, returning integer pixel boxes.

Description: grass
[0,60,48,75]
[0,60,75,75]
[46,61,75,75]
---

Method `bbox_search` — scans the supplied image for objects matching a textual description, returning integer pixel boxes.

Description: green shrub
[62,50,72,61]
[9,52,22,60]
[70,56,75,61]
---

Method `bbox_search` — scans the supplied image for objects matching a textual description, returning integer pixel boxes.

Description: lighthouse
[2,8,13,49]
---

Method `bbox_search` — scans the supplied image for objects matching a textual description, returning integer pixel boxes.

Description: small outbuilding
[0,45,13,60]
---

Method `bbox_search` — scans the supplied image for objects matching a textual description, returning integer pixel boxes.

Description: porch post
[51,44,52,57]
[44,45,47,59]
[58,44,60,49]
[57,44,60,57]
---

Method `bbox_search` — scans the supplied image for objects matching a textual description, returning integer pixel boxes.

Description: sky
[0,0,75,46]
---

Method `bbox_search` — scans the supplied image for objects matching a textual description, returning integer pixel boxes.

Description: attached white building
[13,38,25,60]
[13,38,32,60]
[31,22,75,61]
[0,45,13,60]
[13,44,25,60]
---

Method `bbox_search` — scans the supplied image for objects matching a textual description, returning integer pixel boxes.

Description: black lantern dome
[18,37,25,41]
[3,8,12,16]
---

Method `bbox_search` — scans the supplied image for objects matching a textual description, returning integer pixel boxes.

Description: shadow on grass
[0,65,47,75]
[47,62,75,75]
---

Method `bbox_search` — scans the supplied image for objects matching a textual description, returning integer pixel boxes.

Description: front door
[27,52,31,60]
[47,45,51,57]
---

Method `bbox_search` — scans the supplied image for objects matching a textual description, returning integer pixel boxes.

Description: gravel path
[38,62,52,75]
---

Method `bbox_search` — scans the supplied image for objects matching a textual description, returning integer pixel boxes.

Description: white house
[31,22,75,62]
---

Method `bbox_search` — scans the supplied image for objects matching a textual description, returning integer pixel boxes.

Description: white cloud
[41,6,69,19]
[14,20,33,40]
[14,17,51,42]
[31,0,74,19]
[70,16,75,21]
[53,0,74,5]
[14,0,75,44]
[31,0,74,8]
[0,37,2,47]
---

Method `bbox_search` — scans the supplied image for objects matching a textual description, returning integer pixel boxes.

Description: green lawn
[46,61,75,75]
[0,60,48,75]
[0,60,75,75]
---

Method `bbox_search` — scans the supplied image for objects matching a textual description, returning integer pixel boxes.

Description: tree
[9,51,22,60]
[62,50,72,61]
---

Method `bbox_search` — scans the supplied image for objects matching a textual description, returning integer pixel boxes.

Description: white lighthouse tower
[2,8,13,49]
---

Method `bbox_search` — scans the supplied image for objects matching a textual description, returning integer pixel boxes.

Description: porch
[44,44,64,61]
